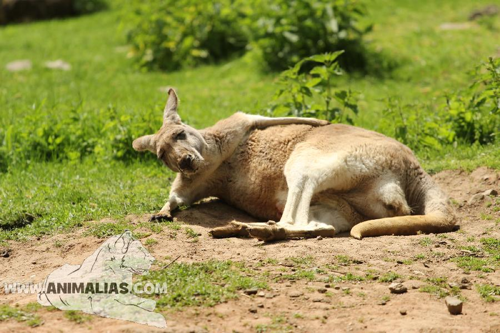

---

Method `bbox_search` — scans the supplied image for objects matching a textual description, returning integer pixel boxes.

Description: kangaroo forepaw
[149,213,173,222]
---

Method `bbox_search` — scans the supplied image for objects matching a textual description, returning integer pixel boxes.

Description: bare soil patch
[1,168,499,333]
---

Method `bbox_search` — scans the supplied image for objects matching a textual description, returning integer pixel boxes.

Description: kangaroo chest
[213,125,312,221]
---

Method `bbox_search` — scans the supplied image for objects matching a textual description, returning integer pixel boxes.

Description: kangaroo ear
[164,88,181,124]
[133,135,156,153]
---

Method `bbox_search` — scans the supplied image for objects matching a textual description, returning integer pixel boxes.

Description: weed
[477,284,500,302]
[330,272,366,283]
[280,270,316,282]
[64,310,92,324]
[286,256,315,268]
[145,238,158,246]
[0,304,42,327]
[184,227,199,239]
[420,285,449,298]
[419,237,433,246]
[379,272,402,283]
[452,256,495,273]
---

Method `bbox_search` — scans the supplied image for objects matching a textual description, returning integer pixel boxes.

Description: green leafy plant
[379,58,499,152]
[444,57,500,145]
[380,98,455,151]
[249,0,371,71]
[122,0,249,71]
[267,51,359,124]
[121,0,371,72]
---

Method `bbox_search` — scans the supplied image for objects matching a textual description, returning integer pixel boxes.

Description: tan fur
[133,89,457,241]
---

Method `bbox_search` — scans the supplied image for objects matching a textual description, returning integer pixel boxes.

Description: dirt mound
[0,168,499,332]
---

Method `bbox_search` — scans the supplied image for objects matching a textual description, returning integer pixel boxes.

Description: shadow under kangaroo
[134,89,457,242]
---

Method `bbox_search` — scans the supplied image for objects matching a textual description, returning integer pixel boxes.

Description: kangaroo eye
[174,131,186,140]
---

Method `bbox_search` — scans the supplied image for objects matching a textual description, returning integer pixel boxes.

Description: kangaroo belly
[219,124,313,221]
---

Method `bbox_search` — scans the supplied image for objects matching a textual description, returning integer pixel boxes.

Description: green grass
[279,270,316,282]
[477,284,500,302]
[452,238,499,273]
[63,310,92,324]
[329,272,367,283]
[0,304,43,327]
[379,272,402,283]
[140,260,267,308]
[420,276,462,299]
[420,285,450,299]
[0,161,168,241]
[0,0,499,241]
[419,237,433,246]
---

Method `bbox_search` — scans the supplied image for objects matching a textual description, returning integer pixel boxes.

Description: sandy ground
[0,167,499,333]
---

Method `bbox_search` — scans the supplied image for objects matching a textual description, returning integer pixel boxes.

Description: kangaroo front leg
[279,173,317,227]
[279,176,306,225]
[150,176,201,222]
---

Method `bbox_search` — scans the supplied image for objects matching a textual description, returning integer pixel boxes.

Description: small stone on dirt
[439,22,474,30]
[249,306,257,313]
[257,291,265,297]
[316,236,323,240]
[31,260,37,264]
[289,291,304,298]
[468,193,484,205]
[0,249,10,258]
[318,288,327,294]
[257,303,264,308]
[461,277,470,284]
[244,288,258,295]
[325,284,331,288]
[45,59,71,71]
[378,300,387,306]
[6,60,32,72]
[334,286,341,290]
[400,309,407,315]
[445,296,463,315]
[483,189,498,196]
[312,297,322,303]
[389,283,407,294]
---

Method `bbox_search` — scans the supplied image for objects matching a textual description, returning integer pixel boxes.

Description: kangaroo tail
[350,213,456,239]
[350,172,457,240]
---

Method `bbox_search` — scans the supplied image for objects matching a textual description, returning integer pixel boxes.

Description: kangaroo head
[133,89,208,175]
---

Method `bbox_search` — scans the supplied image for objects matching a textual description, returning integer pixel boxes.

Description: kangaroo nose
[179,155,193,170]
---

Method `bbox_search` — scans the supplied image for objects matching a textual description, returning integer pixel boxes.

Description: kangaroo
[133,89,457,241]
